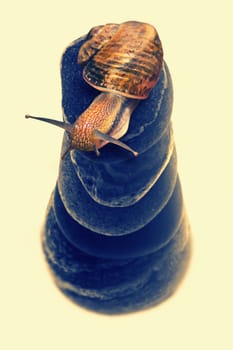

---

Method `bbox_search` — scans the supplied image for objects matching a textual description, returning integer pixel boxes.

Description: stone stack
[42,37,191,314]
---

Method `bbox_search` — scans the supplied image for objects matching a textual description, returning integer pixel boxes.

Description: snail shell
[78,21,163,99]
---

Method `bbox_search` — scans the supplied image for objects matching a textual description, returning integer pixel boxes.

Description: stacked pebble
[42,37,191,314]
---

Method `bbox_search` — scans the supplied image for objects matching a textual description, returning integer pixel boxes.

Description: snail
[25,21,163,158]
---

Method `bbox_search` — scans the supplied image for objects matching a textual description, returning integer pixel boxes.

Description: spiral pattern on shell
[78,21,163,99]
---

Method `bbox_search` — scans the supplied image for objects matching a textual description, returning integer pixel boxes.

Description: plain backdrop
[1,1,233,349]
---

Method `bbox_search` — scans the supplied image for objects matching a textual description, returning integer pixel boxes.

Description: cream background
[1,1,233,349]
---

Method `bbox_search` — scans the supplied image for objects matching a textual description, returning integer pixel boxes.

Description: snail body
[26,21,163,158]
[26,93,138,157]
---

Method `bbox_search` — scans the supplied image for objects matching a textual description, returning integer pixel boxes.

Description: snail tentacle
[93,129,138,157]
[94,145,100,157]
[25,115,73,133]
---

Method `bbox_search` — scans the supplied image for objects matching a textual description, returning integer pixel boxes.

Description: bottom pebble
[42,198,191,314]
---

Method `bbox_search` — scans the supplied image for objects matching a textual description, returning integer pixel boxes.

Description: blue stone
[43,203,191,314]
[57,147,177,235]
